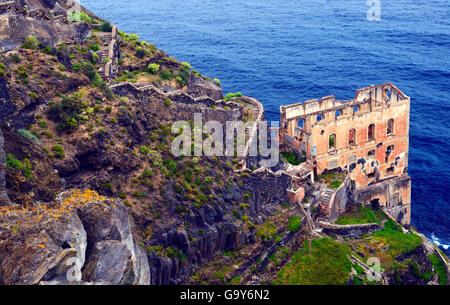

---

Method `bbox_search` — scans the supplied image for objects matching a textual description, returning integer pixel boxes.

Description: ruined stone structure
[280,83,411,225]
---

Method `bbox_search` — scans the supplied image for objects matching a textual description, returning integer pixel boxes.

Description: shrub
[136,47,148,58]
[100,22,113,32]
[176,66,191,86]
[213,78,221,87]
[17,129,41,145]
[42,45,54,55]
[91,52,99,64]
[159,69,172,80]
[147,63,160,74]
[90,45,100,51]
[51,145,65,159]
[22,36,39,50]
[139,145,150,155]
[164,97,172,107]
[28,92,39,99]
[224,92,243,101]
[46,95,83,132]
[68,11,92,23]
[37,120,47,128]
[288,216,302,233]
[163,159,177,171]
[82,62,99,81]
[181,62,192,70]
[133,191,146,198]
[6,154,32,179]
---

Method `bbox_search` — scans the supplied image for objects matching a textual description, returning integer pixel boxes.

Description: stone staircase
[321,188,334,206]
[96,32,112,79]
[318,187,335,216]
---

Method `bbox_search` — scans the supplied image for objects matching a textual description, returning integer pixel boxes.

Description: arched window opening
[329,134,336,150]
[387,119,394,135]
[368,124,375,141]
[317,114,323,122]
[349,129,356,145]
[298,118,304,128]
[335,110,341,118]
[384,88,391,101]
[353,105,359,113]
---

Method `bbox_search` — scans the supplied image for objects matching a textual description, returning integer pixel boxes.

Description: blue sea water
[82,0,450,254]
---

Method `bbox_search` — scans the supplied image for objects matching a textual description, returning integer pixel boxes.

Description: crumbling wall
[353,175,411,225]
[280,83,410,187]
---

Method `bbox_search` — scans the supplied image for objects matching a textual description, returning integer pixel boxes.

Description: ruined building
[280,83,411,225]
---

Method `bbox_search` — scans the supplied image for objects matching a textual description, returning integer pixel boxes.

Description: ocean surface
[82,0,450,254]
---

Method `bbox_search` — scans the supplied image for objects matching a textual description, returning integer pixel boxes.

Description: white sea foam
[431,233,449,250]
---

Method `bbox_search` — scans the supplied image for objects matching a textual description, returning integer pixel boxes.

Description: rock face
[186,73,223,101]
[0,1,92,52]
[319,221,382,239]
[0,129,10,206]
[0,76,16,124]
[0,189,150,285]
[146,168,292,284]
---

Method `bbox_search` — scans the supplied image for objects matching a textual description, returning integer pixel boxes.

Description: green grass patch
[335,205,387,225]
[288,216,302,233]
[428,254,448,285]
[372,219,422,258]
[256,220,277,242]
[274,238,352,285]
[281,151,304,166]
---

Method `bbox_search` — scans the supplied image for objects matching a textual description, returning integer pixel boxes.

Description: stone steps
[320,188,334,205]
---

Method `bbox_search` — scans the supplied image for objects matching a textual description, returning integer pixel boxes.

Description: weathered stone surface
[0,129,10,206]
[0,207,87,285]
[82,240,133,285]
[0,76,16,124]
[0,10,91,52]
[319,221,382,239]
[0,189,150,285]
[186,73,223,100]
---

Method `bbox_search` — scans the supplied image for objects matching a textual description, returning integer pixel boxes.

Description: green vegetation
[68,11,92,23]
[335,205,387,225]
[22,36,39,50]
[100,22,113,32]
[256,219,277,242]
[6,154,32,179]
[274,238,352,285]
[51,145,65,159]
[372,219,422,258]
[288,216,302,233]
[46,94,83,132]
[147,63,160,74]
[281,151,304,165]
[160,68,172,80]
[0,62,5,76]
[139,145,150,155]
[224,92,243,101]
[428,254,448,285]
[321,171,346,189]
[17,129,41,145]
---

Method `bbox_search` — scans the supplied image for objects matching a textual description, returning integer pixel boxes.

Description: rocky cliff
[0,0,448,286]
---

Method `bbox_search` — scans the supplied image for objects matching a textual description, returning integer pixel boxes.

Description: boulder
[0,189,150,285]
